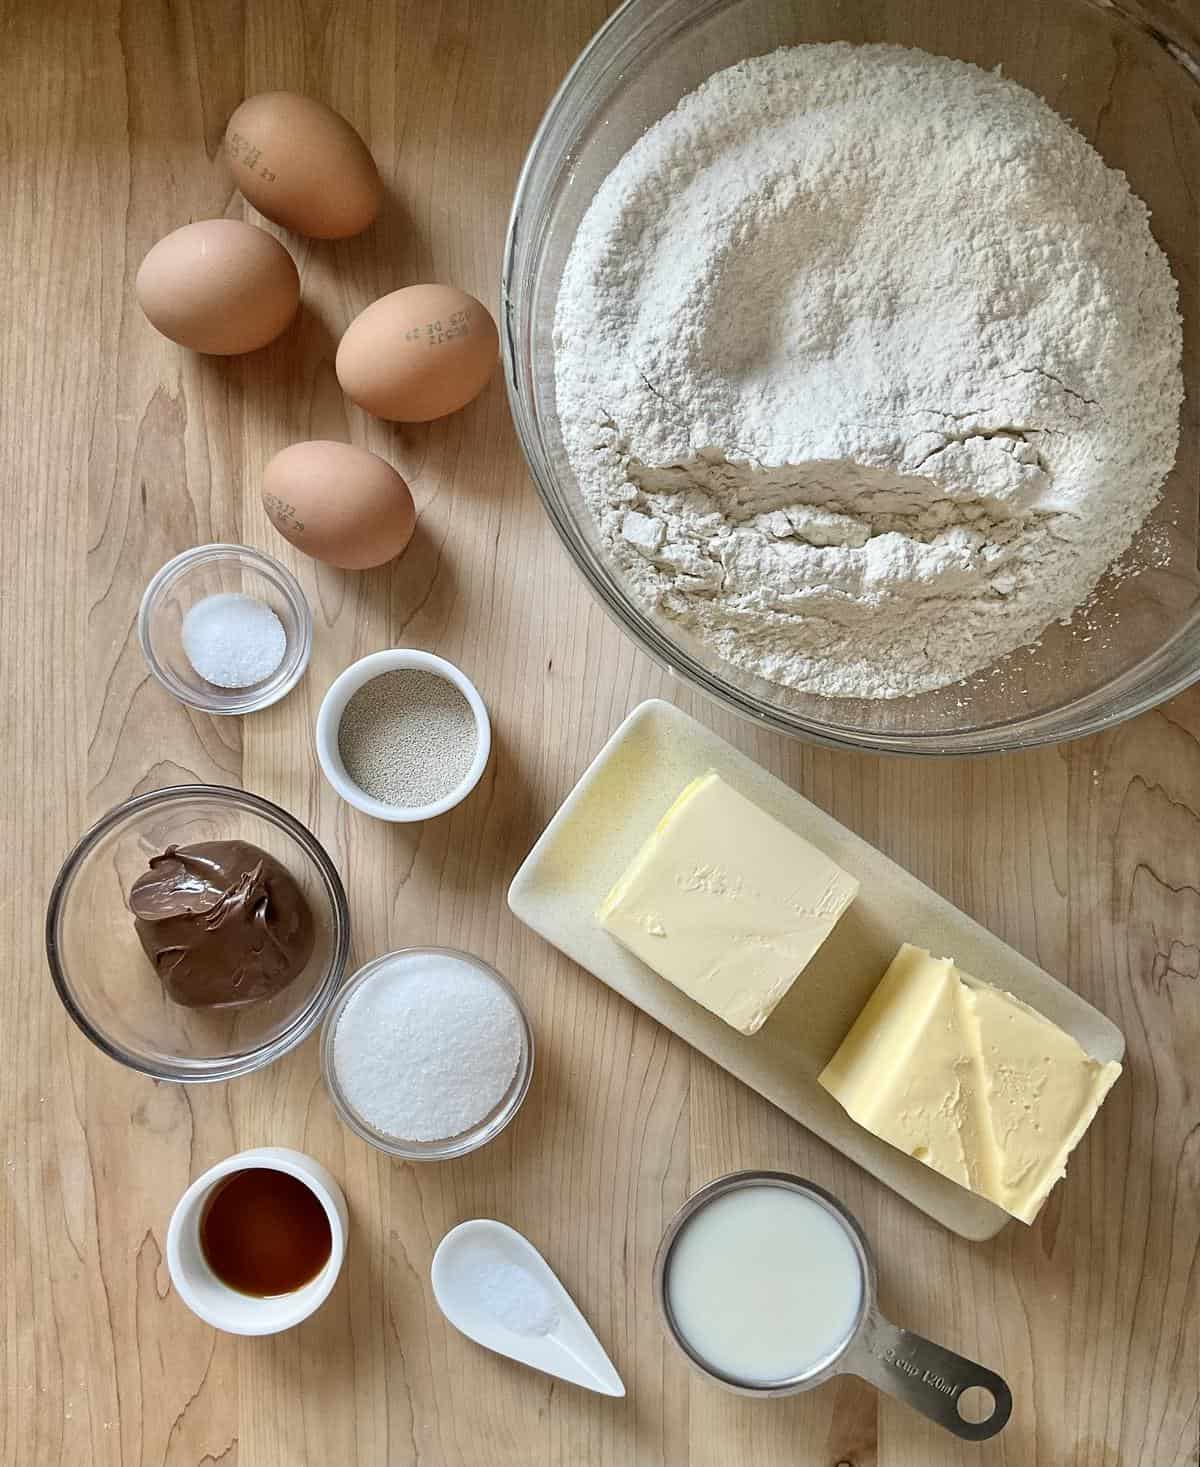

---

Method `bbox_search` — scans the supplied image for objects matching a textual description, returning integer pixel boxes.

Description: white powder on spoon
[333,952,524,1143]
[455,1246,560,1336]
[554,43,1183,699]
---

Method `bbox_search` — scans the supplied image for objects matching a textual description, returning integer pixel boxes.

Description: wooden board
[1,1,1197,1464]
[509,699,1126,1241]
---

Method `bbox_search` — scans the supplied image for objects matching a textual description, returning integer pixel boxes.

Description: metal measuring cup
[653,1170,1012,1442]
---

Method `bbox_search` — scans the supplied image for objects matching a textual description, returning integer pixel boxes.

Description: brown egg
[335,285,499,423]
[135,220,300,355]
[225,93,383,240]
[262,440,416,570]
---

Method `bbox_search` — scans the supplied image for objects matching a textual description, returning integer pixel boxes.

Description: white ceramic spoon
[431,1220,625,1397]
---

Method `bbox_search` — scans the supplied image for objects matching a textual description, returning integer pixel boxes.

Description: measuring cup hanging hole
[957,1385,997,1424]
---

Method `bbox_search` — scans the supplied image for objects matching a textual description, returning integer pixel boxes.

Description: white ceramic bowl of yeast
[166,1146,348,1335]
[315,648,491,822]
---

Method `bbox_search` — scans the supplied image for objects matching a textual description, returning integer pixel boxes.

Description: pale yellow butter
[819,944,1122,1222]
[596,771,859,1035]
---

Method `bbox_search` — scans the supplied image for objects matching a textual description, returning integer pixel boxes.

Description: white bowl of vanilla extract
[167,1147,347,1335]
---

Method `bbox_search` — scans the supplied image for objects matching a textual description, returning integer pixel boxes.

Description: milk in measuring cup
[664,1184,863,1384]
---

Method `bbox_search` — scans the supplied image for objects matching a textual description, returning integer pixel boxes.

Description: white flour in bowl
[554,44,1183,698]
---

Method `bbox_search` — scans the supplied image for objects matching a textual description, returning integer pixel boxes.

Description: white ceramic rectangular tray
[508,700,1125,1241]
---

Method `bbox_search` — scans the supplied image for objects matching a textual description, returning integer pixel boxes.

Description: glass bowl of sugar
[139,544,312,715]
[315,649,492,822]
[319,948,535,1160]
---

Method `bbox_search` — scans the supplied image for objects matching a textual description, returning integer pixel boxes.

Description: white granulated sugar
[333,953,523,1143]
[181,592,286,688]
[554,44,1183,699]
[457,1246,560,1336]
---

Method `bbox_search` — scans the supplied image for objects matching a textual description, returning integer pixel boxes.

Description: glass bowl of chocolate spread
[45,786,350,1082]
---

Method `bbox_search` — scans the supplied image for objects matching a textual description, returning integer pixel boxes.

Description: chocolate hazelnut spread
[129,841,315,1008]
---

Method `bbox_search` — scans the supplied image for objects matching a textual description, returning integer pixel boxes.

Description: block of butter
[595,771,859,1035]
[819,944,1122,1222]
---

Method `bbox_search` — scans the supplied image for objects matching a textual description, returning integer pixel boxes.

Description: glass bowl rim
[500,0,1200,757]
[319,946,535,1160]
[45,783,351,1083]
[138,542,313,716]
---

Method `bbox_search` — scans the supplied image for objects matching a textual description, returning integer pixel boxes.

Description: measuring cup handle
[843,1310,1012,1440]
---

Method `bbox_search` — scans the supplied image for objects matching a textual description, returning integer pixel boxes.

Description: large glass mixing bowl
[503,0,1199,754]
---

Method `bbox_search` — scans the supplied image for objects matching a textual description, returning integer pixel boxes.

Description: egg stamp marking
[403,309,474,349]
[263,491,304,533]
[225,130,277,182]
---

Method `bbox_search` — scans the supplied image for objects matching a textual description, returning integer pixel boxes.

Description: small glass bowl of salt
[320,948,534,1160]
[139,544,312,715]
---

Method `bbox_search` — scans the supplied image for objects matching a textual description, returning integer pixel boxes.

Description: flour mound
[554,44,1183,699]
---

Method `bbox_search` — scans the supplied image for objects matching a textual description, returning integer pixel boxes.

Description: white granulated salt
[457,1246,560,1336]
[554,44,1183,699]
[181,592,286,688]
[333,952,524,1143]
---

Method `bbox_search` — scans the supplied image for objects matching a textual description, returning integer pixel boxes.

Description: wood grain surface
[1,2,1198,1465]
